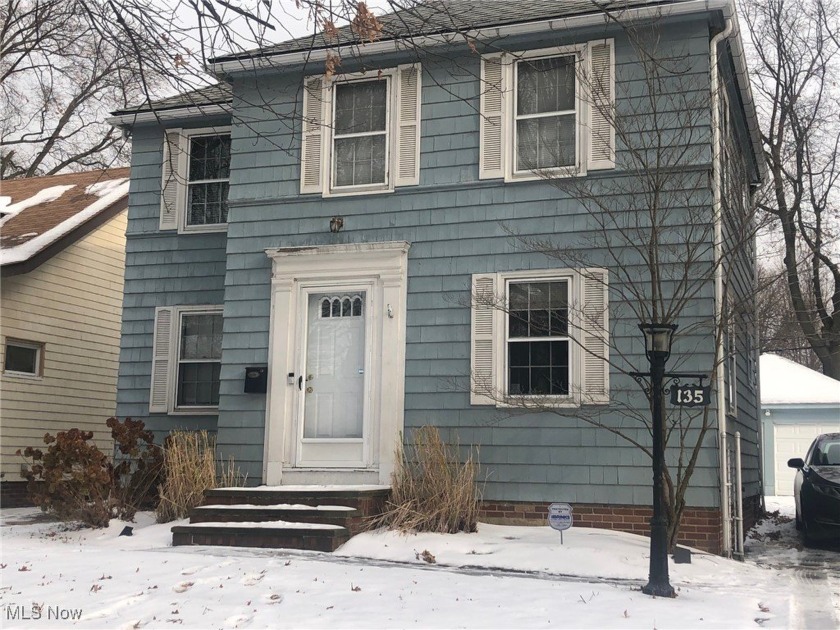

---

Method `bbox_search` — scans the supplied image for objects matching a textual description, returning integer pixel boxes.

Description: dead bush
[155,430,245,523]
[17,417,162,528]
[373,425,480,534]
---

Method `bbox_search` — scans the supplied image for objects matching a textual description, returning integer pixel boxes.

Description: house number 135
[670,385,711,407]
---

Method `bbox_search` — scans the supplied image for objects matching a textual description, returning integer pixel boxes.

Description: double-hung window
[300,64,422,196]
[187,134,231,227]
[507,279,571,395]
[479,40,614,180]
[159,127,231,233]
[176,311,223,409]
[333,80,389,189]
[470,268,610,407]
[514,55,577,173]
[149,305,223,414]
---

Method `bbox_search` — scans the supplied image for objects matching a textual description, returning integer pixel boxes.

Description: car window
[809,437,840,466]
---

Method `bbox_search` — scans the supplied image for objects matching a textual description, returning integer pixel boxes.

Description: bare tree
[743,0,840,379]
[756,264,822,370]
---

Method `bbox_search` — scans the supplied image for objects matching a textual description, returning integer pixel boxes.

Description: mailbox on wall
[244,366,267,393]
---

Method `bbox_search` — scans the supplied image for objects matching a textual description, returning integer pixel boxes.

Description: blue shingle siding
[115,15,760,507]
[116,125,228,441]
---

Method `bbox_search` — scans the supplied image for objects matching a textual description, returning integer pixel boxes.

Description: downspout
[711,19,734,558]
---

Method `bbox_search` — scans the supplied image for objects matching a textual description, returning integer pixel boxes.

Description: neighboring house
[760,354,840,497]
[109,0,762,554]
[0,169,129,506]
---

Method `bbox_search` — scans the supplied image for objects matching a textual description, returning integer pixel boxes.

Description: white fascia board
[106,103,231,127]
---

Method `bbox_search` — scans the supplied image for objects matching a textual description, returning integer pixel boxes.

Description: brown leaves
[350,2,382,43]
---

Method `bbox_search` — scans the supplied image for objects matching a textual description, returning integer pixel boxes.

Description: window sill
[167,407,220,416]
[2,372,43,381]
[178,224,228,235]
[496,395,580,409]
[505,166,583,183]
[323,184,394,198]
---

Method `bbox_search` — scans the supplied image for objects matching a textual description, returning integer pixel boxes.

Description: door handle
[298,375,303,390]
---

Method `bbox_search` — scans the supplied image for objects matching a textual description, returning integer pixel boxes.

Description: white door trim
[263,241,410,485]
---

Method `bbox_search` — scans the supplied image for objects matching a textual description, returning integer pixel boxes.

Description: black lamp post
[639,322,677,598]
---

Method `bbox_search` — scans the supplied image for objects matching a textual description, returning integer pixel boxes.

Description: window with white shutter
[160,126,231,233]
[302,64,422,196]
[479,40,615,180]
[470,268,610,407]
[149,305,223,414]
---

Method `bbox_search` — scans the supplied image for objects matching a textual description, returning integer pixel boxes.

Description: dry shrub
[155,430,245,523]
[373,425,479,534]
[17,417,162,528]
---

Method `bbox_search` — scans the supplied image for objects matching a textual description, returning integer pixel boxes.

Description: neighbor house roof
[760,354,840,406]
[0,168,130,275]
[110,83,232,118]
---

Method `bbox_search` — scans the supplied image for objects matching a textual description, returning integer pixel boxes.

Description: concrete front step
[190,504,362,532]
[171,521,350,552]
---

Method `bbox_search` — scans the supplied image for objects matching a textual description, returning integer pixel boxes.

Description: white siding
[0,211,127,478]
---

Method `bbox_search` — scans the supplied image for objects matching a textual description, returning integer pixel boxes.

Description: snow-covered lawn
[0,508,796,629]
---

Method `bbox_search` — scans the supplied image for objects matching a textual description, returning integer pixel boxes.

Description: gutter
[711,18,734,558]
[106,103,231,128]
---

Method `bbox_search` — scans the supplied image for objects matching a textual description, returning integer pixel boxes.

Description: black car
[788,432,840,546]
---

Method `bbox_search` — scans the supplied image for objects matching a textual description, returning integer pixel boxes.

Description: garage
[760,354,840,497]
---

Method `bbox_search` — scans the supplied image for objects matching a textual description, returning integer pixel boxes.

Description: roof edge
[1,195,128,277]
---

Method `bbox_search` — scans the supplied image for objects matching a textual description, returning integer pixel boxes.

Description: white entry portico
[263,242,409,485]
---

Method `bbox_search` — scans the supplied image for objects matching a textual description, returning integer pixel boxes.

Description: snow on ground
[0,508,796,629]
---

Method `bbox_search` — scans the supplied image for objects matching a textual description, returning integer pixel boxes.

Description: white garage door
[774,423,840,495]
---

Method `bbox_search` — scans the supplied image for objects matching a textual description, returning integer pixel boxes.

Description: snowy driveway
[745,497,840,629]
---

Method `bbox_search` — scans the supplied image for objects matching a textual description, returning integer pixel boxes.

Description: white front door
[297,288,371,467]
[263,241,409,486]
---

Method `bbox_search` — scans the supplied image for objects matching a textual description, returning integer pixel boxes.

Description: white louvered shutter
[301,76,325,194]
[470,273,498,405]
[396,63,422,186]
[160,129,186,230]
[588,40,615,170]
[581,269,610,404]
[479,54,506,179]
[149,306,175,413]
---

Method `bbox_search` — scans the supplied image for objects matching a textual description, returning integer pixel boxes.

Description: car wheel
[801,516,816,547]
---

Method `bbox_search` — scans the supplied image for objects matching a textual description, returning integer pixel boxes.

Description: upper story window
[187,134,231,227]
[479,40,615,181]
[159,126,231,233]
[300,64,421,197]
[515,56,577,172]
[333,81,389,189]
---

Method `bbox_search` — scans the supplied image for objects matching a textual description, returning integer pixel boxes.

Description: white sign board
[548,503,573,531]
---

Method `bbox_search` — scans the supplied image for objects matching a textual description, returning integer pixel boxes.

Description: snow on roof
[0,168,129,267]
[760,354,840,406]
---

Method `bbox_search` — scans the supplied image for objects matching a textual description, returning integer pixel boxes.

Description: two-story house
[109,0,763,555]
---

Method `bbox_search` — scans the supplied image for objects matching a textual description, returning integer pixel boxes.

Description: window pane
[335,81,387,134]
[508,280,569,338]
[507,339,569,395]
[177,362,221,406]
[334,135,387,186]
[517,56,575,116]
[189,135,231,181]
[517,115,576,170]
[180,313,223,360]
[4,344,38,374]
[187,182,230,225]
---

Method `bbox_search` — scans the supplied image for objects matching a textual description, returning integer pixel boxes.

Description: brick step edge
[203,488,390,508]
[171,527,350,552]
[189,508,361,526]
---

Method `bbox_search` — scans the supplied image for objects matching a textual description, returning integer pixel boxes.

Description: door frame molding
[263,241,410,485]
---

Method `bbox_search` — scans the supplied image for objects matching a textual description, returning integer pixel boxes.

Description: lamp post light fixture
[639,322,677,598]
